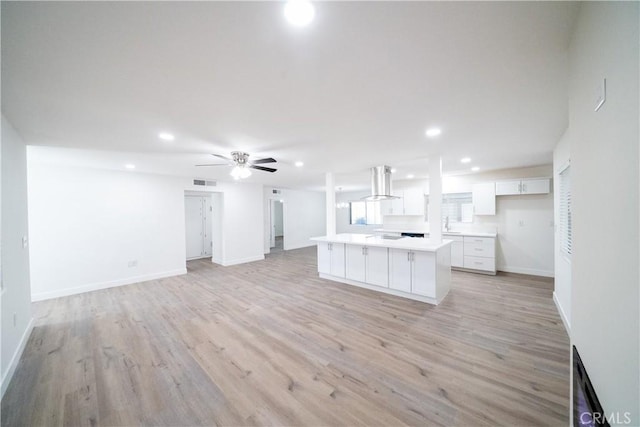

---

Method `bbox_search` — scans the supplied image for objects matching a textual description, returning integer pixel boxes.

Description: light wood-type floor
[1,247,570,426]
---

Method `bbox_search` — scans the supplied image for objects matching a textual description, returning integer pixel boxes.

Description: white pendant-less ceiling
[1,1,578,190]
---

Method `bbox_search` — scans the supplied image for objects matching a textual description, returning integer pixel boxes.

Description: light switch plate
[595,78,606,111]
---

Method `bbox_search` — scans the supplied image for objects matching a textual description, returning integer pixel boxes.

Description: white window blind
[559,165,572,257]
[426,193,473,224]
[349,201,382,225]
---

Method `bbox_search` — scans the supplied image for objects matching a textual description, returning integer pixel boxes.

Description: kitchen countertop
[311,233,452,252]
[373,228,497,238]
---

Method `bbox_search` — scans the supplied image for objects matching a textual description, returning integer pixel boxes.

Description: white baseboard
[553,291,571,335]
[1,317,35,398]
[220,255,265,267]
[31,268,187,302]
[498,265,555,278]
[283,242,316,251]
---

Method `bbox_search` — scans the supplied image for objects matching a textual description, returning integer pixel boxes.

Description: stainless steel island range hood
[363,165,399,201]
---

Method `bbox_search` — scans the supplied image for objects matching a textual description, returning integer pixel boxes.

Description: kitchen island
[310,233,452,305]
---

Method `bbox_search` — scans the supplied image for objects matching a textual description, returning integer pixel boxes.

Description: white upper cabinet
[495,181,522,196]
[403,188,425,215]
[472,183,496,215]
[521,178,550,194]
[496,178,550,196]
[386,187,425,215]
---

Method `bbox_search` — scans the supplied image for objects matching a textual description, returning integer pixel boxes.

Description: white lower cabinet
[461,236,495,273]
[317,242,345,277]
[389,249,436,297]
[411,251,436,297]
[389,249,412,292]
[448,235,464,268]
[366,246,390,287]
[346,245,389,287]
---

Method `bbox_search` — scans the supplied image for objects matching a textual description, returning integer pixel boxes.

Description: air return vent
[193,179,217,187]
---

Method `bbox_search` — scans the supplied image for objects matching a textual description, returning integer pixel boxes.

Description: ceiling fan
[196,151,277,179]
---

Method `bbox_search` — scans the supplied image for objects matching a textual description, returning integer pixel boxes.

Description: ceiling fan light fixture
[231,165,252,179]
[284,0,315,27]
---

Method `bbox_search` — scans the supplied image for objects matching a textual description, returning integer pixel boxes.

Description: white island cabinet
[317,242,345,278]
[346,245,389,287]
[311,234,451,305]
[389,249,438,297]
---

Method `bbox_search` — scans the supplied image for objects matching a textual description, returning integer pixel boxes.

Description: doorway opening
[185,194,213,260]
[270,199,284,253]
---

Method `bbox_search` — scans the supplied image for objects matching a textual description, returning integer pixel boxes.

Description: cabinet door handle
[407,252,411,262]
[474,248,482,251]
[362,247,365,256]
[328,243,332,251]
[518,182,522,193]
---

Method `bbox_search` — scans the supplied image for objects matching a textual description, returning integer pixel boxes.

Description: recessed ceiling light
[284,0,315,27]
[471,166,480,172]
[390,168,397,173]
[406,174,415,179]
[461,157,471,163]
[295,161,304,167]
[425,127,442,138]
[158,132,175,141]
[125,164,135,169]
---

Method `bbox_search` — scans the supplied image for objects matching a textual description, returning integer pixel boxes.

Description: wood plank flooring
[1,247,569,426]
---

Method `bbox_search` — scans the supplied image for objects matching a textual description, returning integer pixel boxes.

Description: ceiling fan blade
[251,157,277,164]
[195,163,229,167]
[250,165,277,173]
[212,154,232,161]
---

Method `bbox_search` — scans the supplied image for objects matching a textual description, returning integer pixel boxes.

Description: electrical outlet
[128,260,138,268]
[518,220,525,227]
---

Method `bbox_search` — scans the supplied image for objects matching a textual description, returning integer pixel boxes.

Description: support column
[325,172,336,236]
[428,155,443,243]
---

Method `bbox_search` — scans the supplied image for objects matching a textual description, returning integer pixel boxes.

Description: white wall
[553,129,571,333]
[180,182,264,266]
[1,116,34,397]
[263,188,325,253]
[568,2,639,423]
[213,181,264,265]
[28,160,188,301]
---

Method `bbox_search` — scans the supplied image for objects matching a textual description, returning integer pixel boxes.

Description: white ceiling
[2,1,578,191]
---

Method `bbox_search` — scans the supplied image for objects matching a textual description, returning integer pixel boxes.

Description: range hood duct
[363,165,399,201]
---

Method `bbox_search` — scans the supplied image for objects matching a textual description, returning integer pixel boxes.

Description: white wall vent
[193,179,217,187]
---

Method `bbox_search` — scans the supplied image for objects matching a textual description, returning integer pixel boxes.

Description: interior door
[203,196,213,256]
[270,200,276,248]
[185,196,204,259]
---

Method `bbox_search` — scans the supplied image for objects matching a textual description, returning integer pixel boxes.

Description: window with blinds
[349,201,382,225]
[559,165,572,257]
[426,193,473,224]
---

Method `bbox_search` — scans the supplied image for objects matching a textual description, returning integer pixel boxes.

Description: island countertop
[373,228,498,238]
[310,233,452,252]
